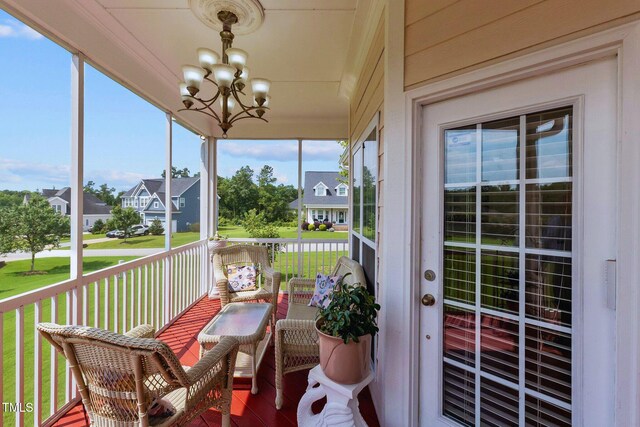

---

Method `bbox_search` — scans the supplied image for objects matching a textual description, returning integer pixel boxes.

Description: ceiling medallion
[190,0,264,36]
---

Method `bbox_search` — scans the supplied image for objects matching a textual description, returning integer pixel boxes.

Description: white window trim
[154,201,159,208]
[314,182,328,196]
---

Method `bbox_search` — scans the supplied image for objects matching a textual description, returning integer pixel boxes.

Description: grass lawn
[0,256,139,426]
[218,225,349,240]
[83,232,201,249]
[61,233,107,243]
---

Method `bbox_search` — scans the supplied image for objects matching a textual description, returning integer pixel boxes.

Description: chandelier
[179,11,270,138]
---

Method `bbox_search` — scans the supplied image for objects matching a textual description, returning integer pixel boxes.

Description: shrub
[323,221,333,229]
[218,216,230,227]
[301,221,310,230]
[104,218,117,232]
[319,224,327,231]
[188,222,200,232]
[307,223,315,231]
[91,219,105,234]
[313,221,321,229]
[149,219,164,235]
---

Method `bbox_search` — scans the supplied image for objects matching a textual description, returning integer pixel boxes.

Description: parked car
[118,224,150,238]
[106,229,122,238]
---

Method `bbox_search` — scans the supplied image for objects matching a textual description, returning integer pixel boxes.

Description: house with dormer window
[121,177,200,232]
[290,171,349,228]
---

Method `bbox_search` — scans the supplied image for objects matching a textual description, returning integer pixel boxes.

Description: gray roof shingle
[41,187,112,214]
[122,177,199,199]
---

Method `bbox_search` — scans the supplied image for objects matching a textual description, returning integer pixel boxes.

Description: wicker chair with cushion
[212,244,281,327]
[37,323,239,427]
[274,256,366,409]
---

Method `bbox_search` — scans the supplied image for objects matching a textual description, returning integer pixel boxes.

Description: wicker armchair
[212,244,281,327]
[274,256,366,409]
[37,323,239,427]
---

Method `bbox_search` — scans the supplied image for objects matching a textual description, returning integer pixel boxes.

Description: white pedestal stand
[297,365,373,427]
[207,240,226,298]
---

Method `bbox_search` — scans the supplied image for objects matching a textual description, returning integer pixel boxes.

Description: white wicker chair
[37,323,239,427]
[274,256,366,409]
[212,244,282,327]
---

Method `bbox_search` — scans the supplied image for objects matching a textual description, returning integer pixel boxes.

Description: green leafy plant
[317,281,380,344]
[308,223,315,231]
[148,219,164,235]
[319,224,327,231]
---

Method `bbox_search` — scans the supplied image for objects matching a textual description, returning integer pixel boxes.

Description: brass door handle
[421,294,436,306]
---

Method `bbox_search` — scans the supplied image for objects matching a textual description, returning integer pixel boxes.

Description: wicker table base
[198,302,273,394]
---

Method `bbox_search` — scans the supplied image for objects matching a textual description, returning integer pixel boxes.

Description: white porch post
[297,139,303,276]
[70,54,84,283]
[163,113,173,322]
[199,138,210,241]
[211,137,218,234]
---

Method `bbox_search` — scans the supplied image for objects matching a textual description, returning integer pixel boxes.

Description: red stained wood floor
[53,294,380,426]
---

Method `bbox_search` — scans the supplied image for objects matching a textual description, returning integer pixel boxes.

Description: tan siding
[404,0,640,88]
[405,0,457,26]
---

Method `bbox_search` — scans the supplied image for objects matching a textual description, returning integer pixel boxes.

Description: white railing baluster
[50,296,58,416]
[94,281,100,328]
[104,278,110,331]
[114,274,119,333]
[34,300,42,426]
[122,271,127,333]
[144,265,149,324]
[15,305,24,427]
[130,270,134,331]
[65,291,72,402]
[138,267,142,326]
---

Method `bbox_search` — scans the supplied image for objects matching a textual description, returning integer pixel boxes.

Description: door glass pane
[442,107,573,426]
[352,147,362,233]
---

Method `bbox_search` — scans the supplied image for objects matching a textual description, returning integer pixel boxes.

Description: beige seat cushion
[287,303,317,321]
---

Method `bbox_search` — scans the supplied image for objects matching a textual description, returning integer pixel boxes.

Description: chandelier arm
[229,84,255,110]
[185,97,223,121]
[228,114,268,125]
[228,106,262,123]
[177,108,220,121]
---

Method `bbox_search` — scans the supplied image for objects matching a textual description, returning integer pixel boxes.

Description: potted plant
[315,282,380,384]
[207,231,227,251]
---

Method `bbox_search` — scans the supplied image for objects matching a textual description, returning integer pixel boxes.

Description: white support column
[199,138,210,241]
[297,139,303,276]
[70,54,84,280]
[164,113,173,322]
[211,137,218,234]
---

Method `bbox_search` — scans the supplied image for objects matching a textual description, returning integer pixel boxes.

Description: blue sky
[0,10,341,193]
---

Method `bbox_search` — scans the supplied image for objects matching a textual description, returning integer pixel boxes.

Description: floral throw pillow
[308,273,342,308]
[227,264,258,292]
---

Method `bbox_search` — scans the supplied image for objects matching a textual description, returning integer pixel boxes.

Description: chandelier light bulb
[239,66,249,83]
[197,48,220,72]
[182,65,206,95]
[211,64,236,89]
[180,83,194,109]
[225,48,248,70]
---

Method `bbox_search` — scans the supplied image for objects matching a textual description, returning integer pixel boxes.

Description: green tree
[84,181,119,206]
[161,166,191,178]
[224,166,258,221]
[337,139,349,184]
[148,218,164,235]
[256,165,297,223]
[91,218,105,234]
[0,190,36,209]
[111,206,141,241]
[0,194,70,272]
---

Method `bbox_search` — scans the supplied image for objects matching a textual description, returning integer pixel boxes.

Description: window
[315,183,327,196]
[153,201,159,208]
[312,209,316,219]
[337,185,348,196]
[351,125,377,294]
[180,197,185,207]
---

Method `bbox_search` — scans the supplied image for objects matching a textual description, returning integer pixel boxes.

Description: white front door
[419,57,617,426]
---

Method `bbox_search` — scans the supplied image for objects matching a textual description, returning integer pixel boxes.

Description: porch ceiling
[3,0,359,139]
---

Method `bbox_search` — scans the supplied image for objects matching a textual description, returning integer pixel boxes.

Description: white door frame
[403,22,640,427]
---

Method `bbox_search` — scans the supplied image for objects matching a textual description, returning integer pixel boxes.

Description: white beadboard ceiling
[3,0,363,139]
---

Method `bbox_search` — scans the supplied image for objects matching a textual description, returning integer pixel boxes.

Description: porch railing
[0,239,209,427]
[0,237,347,426]
[226,238,349,284]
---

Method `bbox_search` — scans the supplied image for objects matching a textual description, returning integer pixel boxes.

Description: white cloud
[0,158,69,188]
[219,140,344,162]
[0,20,43,40]
[84,169,147,192]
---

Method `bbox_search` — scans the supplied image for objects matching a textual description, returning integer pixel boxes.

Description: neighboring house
[291,171,348,226]
[40,187,112,231]
[121,177,200,233]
